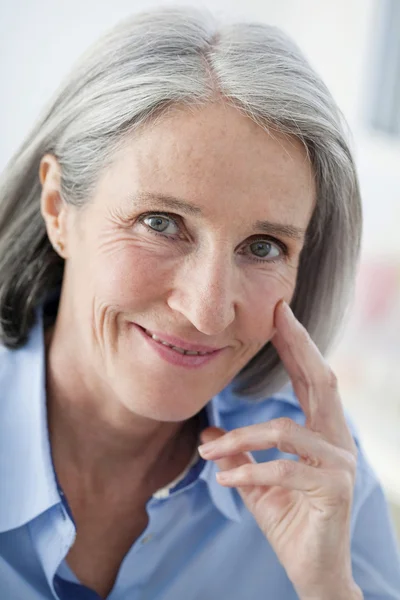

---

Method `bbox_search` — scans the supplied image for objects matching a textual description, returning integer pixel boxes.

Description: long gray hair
[0,6,361,398]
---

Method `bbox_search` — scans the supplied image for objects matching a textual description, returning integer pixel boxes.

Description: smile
[143,329,214,356]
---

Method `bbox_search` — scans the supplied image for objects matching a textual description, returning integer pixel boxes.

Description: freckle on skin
[54,102,315,424]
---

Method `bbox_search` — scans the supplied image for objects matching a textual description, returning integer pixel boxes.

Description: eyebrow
[131,192,306,241]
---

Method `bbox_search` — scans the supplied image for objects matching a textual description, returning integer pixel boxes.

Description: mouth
[132,323,224,369]
[140,327,217,356]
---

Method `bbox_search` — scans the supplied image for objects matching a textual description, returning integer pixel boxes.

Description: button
[141,534,154,545]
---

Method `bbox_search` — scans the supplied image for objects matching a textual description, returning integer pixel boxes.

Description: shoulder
[0,342,21,401]
[0,315,44,416]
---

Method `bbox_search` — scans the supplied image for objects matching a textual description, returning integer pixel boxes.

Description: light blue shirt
[1,312,400,600]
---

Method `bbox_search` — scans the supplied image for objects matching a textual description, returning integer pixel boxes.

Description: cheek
[93,245,170,310]
[243,270,296,344]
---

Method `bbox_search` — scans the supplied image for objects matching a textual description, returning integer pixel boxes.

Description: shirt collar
[211,380,300,412]
[0,311,298,531]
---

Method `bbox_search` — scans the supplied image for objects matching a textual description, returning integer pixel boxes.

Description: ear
[39,154,69,258]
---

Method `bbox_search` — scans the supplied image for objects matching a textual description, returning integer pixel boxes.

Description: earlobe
[39,154,68,257]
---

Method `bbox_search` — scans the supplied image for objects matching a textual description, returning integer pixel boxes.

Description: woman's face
[56,102,316,421]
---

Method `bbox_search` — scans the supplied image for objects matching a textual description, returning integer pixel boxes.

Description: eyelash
[138,212,289,264]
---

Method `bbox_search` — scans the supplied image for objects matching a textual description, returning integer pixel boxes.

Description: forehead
[101,102,316,229]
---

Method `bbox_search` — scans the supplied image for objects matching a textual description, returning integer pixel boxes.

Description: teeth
[145,329,211,356]
[171,345,186,355]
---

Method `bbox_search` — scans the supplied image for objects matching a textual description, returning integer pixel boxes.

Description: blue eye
[142,214,179,236]
[249,240,282,261]
[140,214,287,263]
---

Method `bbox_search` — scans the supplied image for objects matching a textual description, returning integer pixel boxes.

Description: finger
[198,419,356,471]
[272,301,354,451]
[199,427,269,507]
[199,426,256,470]
[199,426,227,446]
[215,459,351,501]
[198,427,255,471]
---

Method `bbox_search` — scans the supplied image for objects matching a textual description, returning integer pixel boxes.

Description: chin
[118,384,207,423]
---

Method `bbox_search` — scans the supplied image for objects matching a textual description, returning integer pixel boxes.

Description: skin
[40,101,361,598]
[199,303,362,599]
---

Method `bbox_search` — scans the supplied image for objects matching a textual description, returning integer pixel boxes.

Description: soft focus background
[1,0,399,540]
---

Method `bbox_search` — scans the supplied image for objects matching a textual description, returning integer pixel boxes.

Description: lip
[134,324,223,353]
[132,323,225,369]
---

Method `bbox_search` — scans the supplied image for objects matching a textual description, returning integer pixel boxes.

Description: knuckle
[274,459,296,479]
[294,371,315,393]
[227,427,244,449]
[273,418,297,436]
[239,463,254,478]
[228,428,242,443]
[295,364,338,395]
[271,419,299,455]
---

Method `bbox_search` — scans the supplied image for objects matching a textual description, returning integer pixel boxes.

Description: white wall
[3,0,399,252]
[0,0,376,167]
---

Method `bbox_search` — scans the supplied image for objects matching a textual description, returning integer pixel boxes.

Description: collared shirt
[1,313,400,600]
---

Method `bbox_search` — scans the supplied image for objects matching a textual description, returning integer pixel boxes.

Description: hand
[198,300,361,599]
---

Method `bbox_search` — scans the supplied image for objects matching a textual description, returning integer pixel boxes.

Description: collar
[0,313,298,532]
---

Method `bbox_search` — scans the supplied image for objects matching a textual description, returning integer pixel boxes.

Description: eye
[141,214,180,236]
[247,239,283,261]
[237,237,285,264]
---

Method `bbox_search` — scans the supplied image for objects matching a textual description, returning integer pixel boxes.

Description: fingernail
[198,442,217,457]
[216,471,228,482]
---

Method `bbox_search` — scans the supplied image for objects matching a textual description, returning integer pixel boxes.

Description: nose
[167,246,238,336]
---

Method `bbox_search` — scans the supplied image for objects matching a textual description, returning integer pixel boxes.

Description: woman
[0,6,399,600]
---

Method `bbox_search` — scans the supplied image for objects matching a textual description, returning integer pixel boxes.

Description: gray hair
[0,5,361,398]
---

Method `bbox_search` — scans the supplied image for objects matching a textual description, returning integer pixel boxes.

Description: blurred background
[0,0,399,539]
